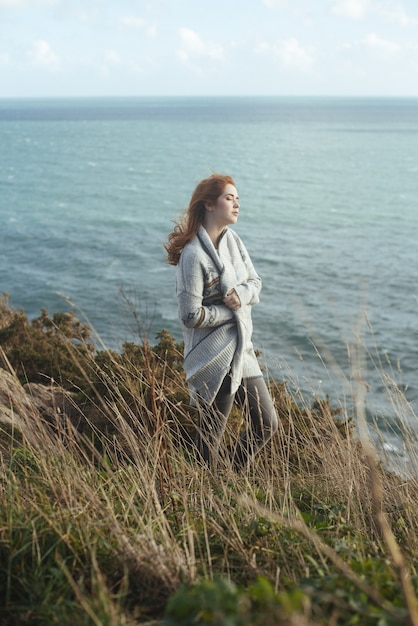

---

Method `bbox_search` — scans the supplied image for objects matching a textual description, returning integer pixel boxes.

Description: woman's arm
[232,235,262,307]
[177,253,235,329]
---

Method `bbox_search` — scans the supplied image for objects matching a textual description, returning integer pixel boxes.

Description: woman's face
[206,183,240,228]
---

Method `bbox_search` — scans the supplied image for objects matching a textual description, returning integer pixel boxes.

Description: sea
[1,96,417,474]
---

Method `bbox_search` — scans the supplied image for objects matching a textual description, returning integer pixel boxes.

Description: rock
[0,367,37,428]
[24,382,79,426]
[0,367,79,432]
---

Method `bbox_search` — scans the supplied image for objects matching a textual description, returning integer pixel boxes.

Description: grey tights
[194,376,278,470]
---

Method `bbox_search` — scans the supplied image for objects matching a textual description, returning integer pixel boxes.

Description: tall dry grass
[0,323,417,625]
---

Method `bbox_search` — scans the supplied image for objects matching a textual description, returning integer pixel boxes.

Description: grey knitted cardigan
[176,225,263,405]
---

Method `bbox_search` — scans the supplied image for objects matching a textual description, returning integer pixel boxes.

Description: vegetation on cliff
[0,293,417,625]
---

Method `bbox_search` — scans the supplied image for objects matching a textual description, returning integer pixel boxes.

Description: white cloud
[0,0,57,6]
[261,0,289,7]
[0,53,11,65]
[331,0,370,20]
[278,38,315,70]
[104,49,121,66]
[331,0,418,25]
[363,32,400,53]
[99,49,146,78]
[377,2,418,26]
[99,49,126,77]
[29,40,60,70]
[339,31,400,58]
[177,28,224,63]
[119,16,157,38]
[258,37,315,72]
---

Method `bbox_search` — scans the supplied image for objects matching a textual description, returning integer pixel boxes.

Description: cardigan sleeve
[231,235,262,307]
[177,249,235,330]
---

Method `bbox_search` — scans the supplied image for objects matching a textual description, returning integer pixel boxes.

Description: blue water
[1,96,417,470]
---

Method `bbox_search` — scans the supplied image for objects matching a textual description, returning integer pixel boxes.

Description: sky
[1,0,418,98]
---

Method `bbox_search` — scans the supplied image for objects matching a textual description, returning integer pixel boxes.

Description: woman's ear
[204,202,214,212]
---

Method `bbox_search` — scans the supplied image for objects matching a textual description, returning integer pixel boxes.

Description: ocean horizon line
[1,94,418,102]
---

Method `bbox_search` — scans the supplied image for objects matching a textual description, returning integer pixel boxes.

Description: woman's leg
[194,376,235,468]
[232,376,278,469]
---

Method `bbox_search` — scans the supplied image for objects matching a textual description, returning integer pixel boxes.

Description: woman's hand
[223,288,241,311]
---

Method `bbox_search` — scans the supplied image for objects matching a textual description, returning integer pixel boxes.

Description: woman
[165,174,278,470]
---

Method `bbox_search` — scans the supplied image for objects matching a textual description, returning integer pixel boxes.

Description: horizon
[2,94,418,101]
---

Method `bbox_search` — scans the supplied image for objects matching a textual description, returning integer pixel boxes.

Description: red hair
[165,174,236,266]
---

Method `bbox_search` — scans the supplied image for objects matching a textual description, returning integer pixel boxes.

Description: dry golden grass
[0,306,417,624]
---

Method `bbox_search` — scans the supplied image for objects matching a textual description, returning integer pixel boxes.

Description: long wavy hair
[164,174,236,266]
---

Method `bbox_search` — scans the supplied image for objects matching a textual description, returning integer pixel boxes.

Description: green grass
[0,295,417,625]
